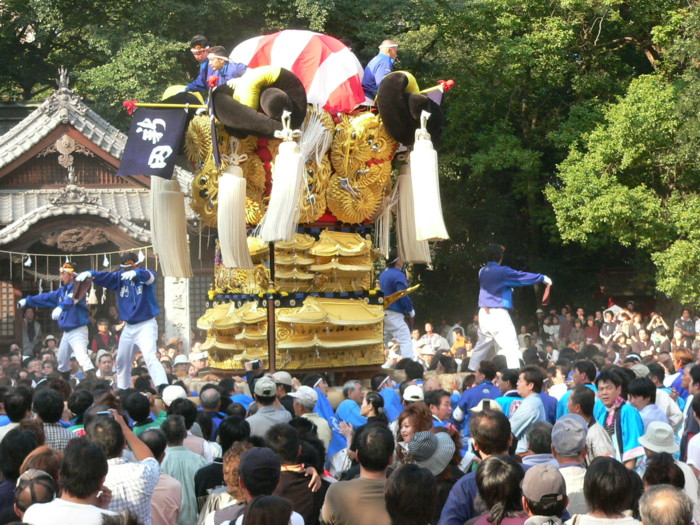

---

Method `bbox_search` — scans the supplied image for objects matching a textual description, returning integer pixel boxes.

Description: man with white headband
[18,262,96,379]
[76,252,167,390]
[379,248,415,359]
[362,39,399,102]
[206,45,246,88]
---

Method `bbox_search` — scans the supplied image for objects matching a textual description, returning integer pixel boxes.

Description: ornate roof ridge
[0,67,193,196]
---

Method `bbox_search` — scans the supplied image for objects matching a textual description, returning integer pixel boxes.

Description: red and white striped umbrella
[230,30,365,115]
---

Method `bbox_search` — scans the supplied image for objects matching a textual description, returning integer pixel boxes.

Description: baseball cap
[551,413,587,457]
[522,465,566,504]
[289,386,317,407]
[639,421,679,454]
[173,354,190,366]
[409,431,456,476]
[162,385,187,406]
[238,447,280,486]
[14,469,56,512]
[272,371,292,386]
[96,349,111,362]
[44,335,56,342]
[254,376,277,397]
[403,384,424,402]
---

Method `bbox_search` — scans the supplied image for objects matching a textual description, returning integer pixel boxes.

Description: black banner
[117,107,188,179]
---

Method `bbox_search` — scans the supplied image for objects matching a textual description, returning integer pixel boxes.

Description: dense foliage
[2,0,698,319]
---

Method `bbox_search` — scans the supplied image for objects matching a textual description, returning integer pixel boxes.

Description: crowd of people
[1,299,700,525]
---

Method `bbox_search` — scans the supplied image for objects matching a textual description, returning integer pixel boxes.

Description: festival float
[122,30,452,375]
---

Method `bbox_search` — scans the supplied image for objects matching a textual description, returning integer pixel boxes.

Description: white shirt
[23,498,118,525]
[231,510,304,525]
[105,456,160,525]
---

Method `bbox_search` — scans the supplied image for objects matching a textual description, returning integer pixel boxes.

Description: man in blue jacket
[18,261,96,379]
[379,249,415,359]
[361,39,398,102]
[468,244,552,371]
[76,252,167,390]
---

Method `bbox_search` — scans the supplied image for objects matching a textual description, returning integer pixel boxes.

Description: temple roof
[0,68,193,195]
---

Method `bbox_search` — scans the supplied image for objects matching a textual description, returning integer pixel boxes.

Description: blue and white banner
[117,108,188,179]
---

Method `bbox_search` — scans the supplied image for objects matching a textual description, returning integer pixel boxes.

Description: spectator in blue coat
[362,39,398,101]
[453,360,500,437]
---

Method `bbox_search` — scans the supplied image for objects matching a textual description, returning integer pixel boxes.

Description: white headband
[208,54,229,61]
[380,43,398,49]
[378,375,391,389]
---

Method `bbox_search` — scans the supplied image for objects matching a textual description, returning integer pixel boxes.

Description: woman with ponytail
[470,455,527,525]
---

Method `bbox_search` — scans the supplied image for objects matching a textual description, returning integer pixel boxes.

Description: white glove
[51,306,63,320]
[121,270,137,281]
[543,275,553,286]
[195,107,206,115]
[226,78,238,89]
[76,271,92,282]
[408,309,416,318]
[17,299,26,309]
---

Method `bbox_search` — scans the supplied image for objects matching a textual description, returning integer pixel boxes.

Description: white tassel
[103,254,110,268]
[24,254,32,267]
[409,111,449,241]
[397,166,431,264]
[149,175,165,256]
[300,104,333,165]
[154,179,193,278]
[218,165,253,269]
[87,285,99,305]
[259,111,305,242]
[374,182,399,259]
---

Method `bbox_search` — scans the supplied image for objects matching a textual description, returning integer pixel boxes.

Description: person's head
[32,387,64,424]
[238,447,281,498]
[24,307,36,321]
[357,425,394,473]
[639,484,693,525]
[584,456,634,516]
[521,464,568,519]
[13,468,56,518]
[673,349,693,372]
[379,39,399,60]
[486,243,504,263]
[526,421,552,455]
[476,360,497,382]
[595,369,624,408]
[223,440,254,500]
[190,34,210,62]
[123,391,152,423]
[343,380,364,404]
[207,45,229,71]
[518,365,544,397]
[642,453,685,489]
[572,360,597,384]
[270,371,292,397]
[0,428,38,480]
[200,386,222,411]
[97,352,114,376]
[40,359,56,376]
[397,403,433,444]
[476,455,524,525]
[161,414,187,446]
[425,389,451,422]
[404,361,424,381]
[469,409,511,456]
[140,428,168,462]
[167,397,198,430]
[265,424,301,466]
[242,495,292,525]
[628,377,657,410]
[5,387,32,423]
[60,437,108,499]
[20,445,63,485]
[218,416,251,453]
[647,363,666,386]
[361,391,386,419]
[385,464,436,525]
[386,248,402,269]
[371,373,393,392]
[253,377,277,406]
[498,369,519,394]
[86,416,125,459]
[290,385,317,415]
[301,373,329,395]
[551,413,588,460]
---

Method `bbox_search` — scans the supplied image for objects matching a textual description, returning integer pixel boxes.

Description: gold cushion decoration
[326,175,382,224]
[190,158,220,228]
[184,114,212,165]
[196,303,232,330]
[309,231,371,256]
